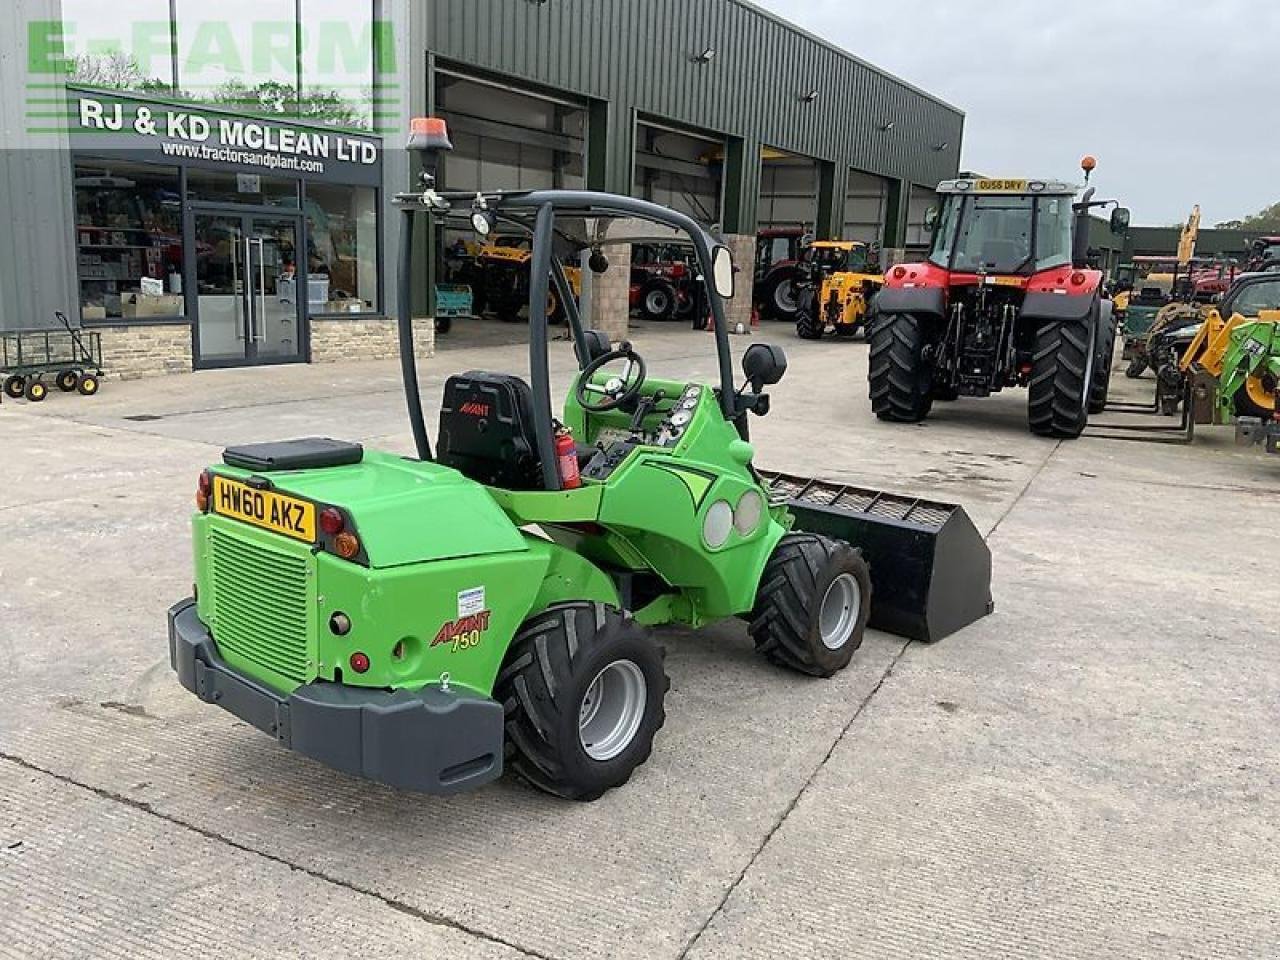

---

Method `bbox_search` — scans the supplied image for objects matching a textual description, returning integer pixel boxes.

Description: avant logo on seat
[459,401,491,417]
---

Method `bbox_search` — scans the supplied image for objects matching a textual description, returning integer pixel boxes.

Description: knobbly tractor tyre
[749,534,871,678]
[795,303,824,340]
[496,602,668,802]
[868,312,934,422]
[1124,355,1148,379]
[638,279,677,322]
[1028,316,1095,439]
[1088,308,1118,414]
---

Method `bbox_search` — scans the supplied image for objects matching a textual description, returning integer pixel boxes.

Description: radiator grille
[209,527,311,684]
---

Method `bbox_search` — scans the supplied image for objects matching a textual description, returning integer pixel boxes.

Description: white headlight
[703,501,733,549]
[734,490,764,535]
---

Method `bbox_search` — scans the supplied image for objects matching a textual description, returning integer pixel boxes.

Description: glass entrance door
[193,214,303,367]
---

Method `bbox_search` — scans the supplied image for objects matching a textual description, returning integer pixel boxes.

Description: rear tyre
[749,534,871,678]
[1028,316,1095,439]
[1234,380,1276,420]
[760,271,800,322]
[638,279,677,322]
[56,370,79,392]
[868,312,934,422]
[25,380,48,402]
[3,375,25,399]
[1124,356,1148,379]
[795,305,824,340]
[1088,308,1117,414]
[76,373,100,396]
[496,602,668,802]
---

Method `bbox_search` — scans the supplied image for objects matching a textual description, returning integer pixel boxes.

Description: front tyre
[496,602,667,802]
[1027,315,1095,439]
[868,312,934,422]
[749,534,871,678]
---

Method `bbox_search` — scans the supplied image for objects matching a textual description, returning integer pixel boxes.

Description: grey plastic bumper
[168,599,504,795]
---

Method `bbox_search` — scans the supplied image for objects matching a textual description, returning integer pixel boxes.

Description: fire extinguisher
[554,424,582,489]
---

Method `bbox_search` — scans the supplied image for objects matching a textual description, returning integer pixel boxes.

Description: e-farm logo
[25,16,399,136]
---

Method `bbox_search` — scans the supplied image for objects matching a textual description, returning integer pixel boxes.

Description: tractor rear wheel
[1028,317,1095,439]
[639,279,677,321]
[868,312,934,422]
[496,602,668,802]
[760,271,800,322]
[749,534,871,678]
[1088,308,1117,414]
[1234,377,1277,420]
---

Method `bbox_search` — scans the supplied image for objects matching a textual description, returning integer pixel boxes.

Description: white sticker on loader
[458,587,486,617]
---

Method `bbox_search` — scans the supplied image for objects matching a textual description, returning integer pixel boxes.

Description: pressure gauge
[670,410,693,427]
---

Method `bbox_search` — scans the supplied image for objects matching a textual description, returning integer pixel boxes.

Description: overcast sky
[754,0,1276,226]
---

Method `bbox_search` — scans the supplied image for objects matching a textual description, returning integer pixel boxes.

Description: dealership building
[1,0,964,378]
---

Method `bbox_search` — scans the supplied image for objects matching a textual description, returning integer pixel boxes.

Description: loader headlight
[734,490,764,536]
[703,501,734,549]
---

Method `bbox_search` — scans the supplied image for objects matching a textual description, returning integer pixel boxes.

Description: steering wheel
[575,342,648,413]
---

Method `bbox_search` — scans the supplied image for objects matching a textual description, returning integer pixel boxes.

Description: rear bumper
[168,599,504,795]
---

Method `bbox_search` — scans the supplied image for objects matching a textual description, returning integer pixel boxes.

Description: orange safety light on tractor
[408,116,453,153]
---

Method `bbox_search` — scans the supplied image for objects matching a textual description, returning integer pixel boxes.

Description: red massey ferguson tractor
[869,164,1130,438]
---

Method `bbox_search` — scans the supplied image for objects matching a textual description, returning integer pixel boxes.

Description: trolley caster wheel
[77,373,101,396]
[25,380,48,402]
[3,375,25,399]
[435,316,452,335]
[56,369,79,392]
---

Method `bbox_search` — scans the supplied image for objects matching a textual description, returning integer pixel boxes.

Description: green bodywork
[1216,319,1280,421]
[194,371,790,700]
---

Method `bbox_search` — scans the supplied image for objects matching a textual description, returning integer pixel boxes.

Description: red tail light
[349,652,370,674]
[196,470,212,511]
[334,532,361,560]
[1070,271,1086,286]
[320,507,345,536]
[893,266,908,280]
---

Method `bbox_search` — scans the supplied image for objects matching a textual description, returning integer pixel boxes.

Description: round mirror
[712,246,735,300]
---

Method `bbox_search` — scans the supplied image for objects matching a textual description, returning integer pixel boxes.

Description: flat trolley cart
[1,312,103,403]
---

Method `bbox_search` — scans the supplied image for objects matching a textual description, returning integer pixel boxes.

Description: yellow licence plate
[985,276,1025,287]
[974,178,1028,193]
[212,477,316,543]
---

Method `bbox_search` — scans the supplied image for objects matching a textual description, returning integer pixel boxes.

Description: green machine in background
[168,118,993,802]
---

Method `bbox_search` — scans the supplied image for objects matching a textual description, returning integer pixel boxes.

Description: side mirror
[576,329,611,366]
[923,207,939,232]
[1110,207,1131,234]
[742,343,788,391]
[711,246,735,299]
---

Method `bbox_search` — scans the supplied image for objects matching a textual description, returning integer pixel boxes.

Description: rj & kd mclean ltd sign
[74,95,381,182]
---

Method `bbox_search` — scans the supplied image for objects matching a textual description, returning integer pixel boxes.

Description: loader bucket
[759,472,994,643]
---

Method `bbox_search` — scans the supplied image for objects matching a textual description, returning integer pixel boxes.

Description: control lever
[629,390,666,435]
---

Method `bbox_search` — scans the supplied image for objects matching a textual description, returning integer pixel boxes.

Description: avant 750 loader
[168,118,993,802]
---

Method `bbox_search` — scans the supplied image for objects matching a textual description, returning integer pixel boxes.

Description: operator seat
[438,372,544,490]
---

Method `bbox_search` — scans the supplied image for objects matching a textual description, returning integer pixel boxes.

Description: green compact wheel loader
[169,118,994,801]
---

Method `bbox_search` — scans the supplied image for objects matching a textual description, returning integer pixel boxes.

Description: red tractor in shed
[869,159,1130,438]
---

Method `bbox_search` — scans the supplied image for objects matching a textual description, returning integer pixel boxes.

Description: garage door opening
[433,71,586,349]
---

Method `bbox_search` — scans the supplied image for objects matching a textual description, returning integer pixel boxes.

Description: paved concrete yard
[1,323,1277,959]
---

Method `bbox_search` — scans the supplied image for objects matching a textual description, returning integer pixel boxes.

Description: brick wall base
[310,316,435,364]
[93,323,193,380]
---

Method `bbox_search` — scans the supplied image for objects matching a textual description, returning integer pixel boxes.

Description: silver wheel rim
[774,279,796,311]
[819,573,861,651]
[578,660,647,762]
[646,290,670,315]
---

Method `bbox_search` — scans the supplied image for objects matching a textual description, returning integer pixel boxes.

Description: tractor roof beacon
[870,163,1130,438]
[167,118,994,802]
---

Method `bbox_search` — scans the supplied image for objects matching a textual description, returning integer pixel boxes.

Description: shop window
[74,160,184,322]
[304,184,378,314]
[61,0,175,92]
[301,0,376,130]
[187,169,299,208]
[174,0,298,113]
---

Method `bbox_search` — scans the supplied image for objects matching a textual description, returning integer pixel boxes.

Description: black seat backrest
[437,372,544,490]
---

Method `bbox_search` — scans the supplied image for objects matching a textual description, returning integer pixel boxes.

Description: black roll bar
[397,207,433,462]
[527,203,562,491]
